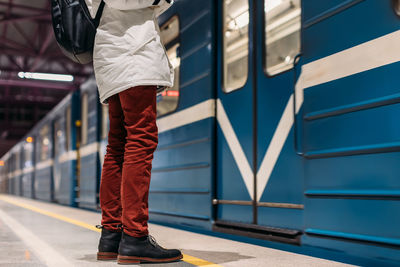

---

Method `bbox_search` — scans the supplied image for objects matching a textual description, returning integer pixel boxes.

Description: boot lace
[149,235,164,249]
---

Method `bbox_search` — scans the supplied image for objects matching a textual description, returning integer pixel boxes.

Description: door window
[81,93,88,145]
[265,0,301,75]
[223,0,249,92]
[66,106,71,151]
[23,142,33,168]
[39,125,51,161]
[157,16,181,116]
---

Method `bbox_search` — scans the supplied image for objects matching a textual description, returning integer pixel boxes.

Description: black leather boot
[117,232,183,264]
[97,227,122,260]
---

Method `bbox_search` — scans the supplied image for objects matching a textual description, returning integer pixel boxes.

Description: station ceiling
[0,0,93,156]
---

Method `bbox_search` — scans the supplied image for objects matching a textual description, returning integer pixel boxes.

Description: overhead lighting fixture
[18,72,74,82]
[229,10,249,30]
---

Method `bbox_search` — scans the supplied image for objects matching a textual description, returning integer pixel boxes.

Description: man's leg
[119,86,158,237]
[116,86,182,264]
[100,94,126,231]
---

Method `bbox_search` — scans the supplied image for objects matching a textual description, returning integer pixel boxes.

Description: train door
[215,0,303,239]
[53,117,62,203]
[255,0,304,231]
[77,82,101,209]
[53,111,73,205]
[215,0,256,226]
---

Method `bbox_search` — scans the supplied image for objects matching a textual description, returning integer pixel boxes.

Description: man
[84,0,182,264]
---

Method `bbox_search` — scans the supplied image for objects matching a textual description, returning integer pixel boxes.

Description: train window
[66,106,71,150]
[54,120,60,157]
[157,16,180,116]
[223,0,249,92]
[393,0,400,16]
[14,150,20,171]
[39,125,50,161]
[101,105,109,140]
[81,93,88,145]
[265,0,301,75]
[23,142,33,168]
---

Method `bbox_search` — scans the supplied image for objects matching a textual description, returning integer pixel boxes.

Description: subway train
[1,0,400,265]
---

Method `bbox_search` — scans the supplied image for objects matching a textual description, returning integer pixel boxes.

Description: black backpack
[51,0,105,64]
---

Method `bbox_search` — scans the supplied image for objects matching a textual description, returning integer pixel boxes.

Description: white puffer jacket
[85,0,174,104]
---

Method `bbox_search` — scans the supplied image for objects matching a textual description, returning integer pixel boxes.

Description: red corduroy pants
[100,86,158,237]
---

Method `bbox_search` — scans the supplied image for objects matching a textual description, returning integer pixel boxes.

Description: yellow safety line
[0,195,221,267]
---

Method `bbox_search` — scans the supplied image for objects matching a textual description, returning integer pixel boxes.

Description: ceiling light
[265,0,283,13]
[18,72,74,82]
[228,9,250,30]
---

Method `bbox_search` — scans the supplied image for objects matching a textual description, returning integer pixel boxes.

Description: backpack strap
[94,0,105,23]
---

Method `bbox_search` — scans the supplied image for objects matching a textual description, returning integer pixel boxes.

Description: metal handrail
[292,53,304,156]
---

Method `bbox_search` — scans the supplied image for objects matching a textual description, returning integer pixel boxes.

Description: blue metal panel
[303,62,400,119]
[79,153,98,209]
[149,0,216,228]
[303,0,400,63]
[79,83,100,209]
[55,161,74,205]
[304,199,400,240]
[303,0,364,28]
[8,177,15,195]
[34,167,53,201]
[21,173,33,198]
[303,234,400,267]
[304,103,400,152]
[151,118,214,228]
[14,175,21,196]
[300,0,400,265]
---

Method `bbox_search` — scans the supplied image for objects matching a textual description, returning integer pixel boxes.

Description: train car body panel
[298,0,400,264]
[33,121,54,202]
[52,92,79,206]
[8,146,22,196]
[78,79,101,209]
[21,141,34,198]
[150,0,216,229]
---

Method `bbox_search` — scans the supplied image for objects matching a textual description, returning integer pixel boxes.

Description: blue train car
[1,0,400,265]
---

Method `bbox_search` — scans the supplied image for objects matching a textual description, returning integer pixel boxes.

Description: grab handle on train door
[292,53,304,156]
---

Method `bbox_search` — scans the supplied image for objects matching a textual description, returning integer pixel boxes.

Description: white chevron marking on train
[216,99,254,200]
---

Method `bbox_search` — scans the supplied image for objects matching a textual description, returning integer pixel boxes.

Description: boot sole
[117,254,183,264]
[97,252,118,260]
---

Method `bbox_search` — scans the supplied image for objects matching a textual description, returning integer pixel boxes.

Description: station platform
[0,195,352,267]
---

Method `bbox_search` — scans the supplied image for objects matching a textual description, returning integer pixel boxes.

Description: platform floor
[0,195,353,267]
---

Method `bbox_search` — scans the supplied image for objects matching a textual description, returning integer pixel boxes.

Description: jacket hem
[99,80,173,104]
